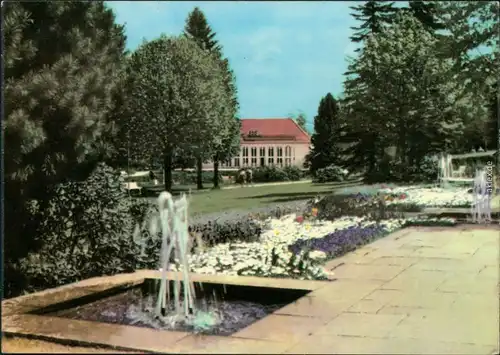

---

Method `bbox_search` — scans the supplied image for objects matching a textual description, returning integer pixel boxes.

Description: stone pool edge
[2,271,330,353]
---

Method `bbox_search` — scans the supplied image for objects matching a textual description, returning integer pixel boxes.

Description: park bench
[122,181,142,196]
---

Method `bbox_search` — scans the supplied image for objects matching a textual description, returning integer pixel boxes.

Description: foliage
[343,12,464,180]
[250,166,303,183]
[7,164,156,296]
[3,1,127,268]
[349,0,397,47]
[282,166,303,181]
[184,7,240,189]
[313,165,345,183]
[124,35,230,192]
[171,171,223,186]
[289,111,309,133]
[311,193,414,222]
[435,1,499,95]
[308,93,343,174]
[189,217,262,248]
[401,1,444,32]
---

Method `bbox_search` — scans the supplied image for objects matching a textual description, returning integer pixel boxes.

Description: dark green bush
[252,166,289,182]
[313,165,345,183]
[171,171,223,185]
[282,166,303,181]
[311,193,411,221]
[10,163,155,295]
[189,216,262,248]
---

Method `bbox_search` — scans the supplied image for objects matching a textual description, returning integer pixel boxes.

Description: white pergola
[439,150,497,185]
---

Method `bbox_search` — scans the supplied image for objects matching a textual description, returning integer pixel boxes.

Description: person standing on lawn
[238,169,246,187]
[245,169,253,186]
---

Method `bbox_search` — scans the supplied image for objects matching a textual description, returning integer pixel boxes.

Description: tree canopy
[3,1,127,261]
[343,12,464,180]
[184,7,240,189]
[349,0,397,45]
[308,93,342,174]
[124,35,229,191]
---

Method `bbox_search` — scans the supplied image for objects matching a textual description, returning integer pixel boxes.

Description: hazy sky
[107,1,364,130]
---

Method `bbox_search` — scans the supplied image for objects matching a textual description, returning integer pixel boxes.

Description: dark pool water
[50,288,285,335]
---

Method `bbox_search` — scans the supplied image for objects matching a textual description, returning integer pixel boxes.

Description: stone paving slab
[285,226,499,355]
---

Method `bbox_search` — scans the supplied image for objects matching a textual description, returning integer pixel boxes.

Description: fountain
[29,191,310,336]
[438,153,453,188]
[471,169,492,223]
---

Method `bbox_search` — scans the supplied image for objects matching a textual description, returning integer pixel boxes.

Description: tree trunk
[196,157,203,190]
[213,153,220,189]
[163,149,173,192]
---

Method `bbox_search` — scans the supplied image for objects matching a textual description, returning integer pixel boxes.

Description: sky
[107,1,364,131]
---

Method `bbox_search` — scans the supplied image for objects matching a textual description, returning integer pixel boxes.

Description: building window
[277,147,283,157]
[277,147,283,166]
[243,147,249,166]
[259,147,265,157]
[251,147,257,166]
[277,158,283,166]
[268,147,274,158]
[226,159,232,167]
[234,158,240,167]
[285,146,291,166]
[268,157,274,165]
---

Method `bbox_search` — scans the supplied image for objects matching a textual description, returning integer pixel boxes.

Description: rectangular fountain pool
[30,278,311,336]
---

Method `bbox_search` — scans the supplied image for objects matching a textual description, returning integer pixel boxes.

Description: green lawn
[141,180,368,215]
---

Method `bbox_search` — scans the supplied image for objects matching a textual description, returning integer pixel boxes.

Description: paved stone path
[282,226,499,354]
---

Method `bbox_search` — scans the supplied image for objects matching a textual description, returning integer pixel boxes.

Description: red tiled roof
[241,118,310,143]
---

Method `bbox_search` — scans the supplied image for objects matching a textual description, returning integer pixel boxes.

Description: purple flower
[289,224,386,256]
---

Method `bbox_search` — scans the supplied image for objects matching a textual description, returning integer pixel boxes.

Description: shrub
[189,216,262,248]
[410,156,438,182]
[252,166,289,183]
[171,171,223,185]
[313,165,345,183]
[10,164,160,296]
[311,193,409,221]
[282,166,303,181]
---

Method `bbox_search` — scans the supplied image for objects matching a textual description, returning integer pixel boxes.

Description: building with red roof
[203,118,311,170]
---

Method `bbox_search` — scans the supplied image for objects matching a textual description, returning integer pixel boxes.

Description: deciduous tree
[184,7,240,190]
[124,36,227,192]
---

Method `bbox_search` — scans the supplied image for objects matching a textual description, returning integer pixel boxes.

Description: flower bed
[378,185,473,208]
[174,215,456,281]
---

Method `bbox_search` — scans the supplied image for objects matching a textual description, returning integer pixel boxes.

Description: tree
[3,2,126,266]
[343,12,464,180]
[403,1,444,32]
[435,1,499,94]
[184,7,239,190]
[289,111,309,133]
[308,93,342,174]
[349,1,397,47]
[486,81,499,152]
[124,35,228,192]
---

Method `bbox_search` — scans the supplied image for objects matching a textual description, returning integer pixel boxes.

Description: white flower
[309,250,327,261]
